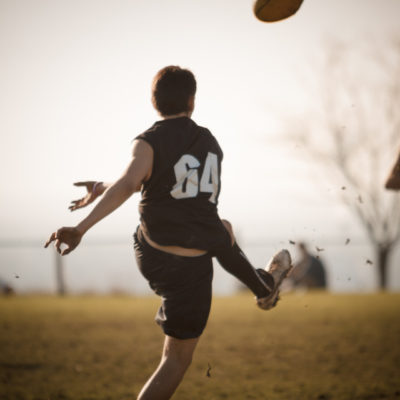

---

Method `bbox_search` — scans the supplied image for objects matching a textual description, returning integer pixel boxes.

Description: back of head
[151,66,197,116]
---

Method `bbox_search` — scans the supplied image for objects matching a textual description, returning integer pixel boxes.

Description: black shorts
[133,227,213,340]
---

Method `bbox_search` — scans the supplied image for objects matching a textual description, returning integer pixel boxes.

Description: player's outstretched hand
[44,227,82,255]
[69,181,103,211]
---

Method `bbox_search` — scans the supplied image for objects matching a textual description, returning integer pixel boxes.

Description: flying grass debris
[316,247,324,252]
[289,240,296,245]
[206,363,212,378]
[345,238,350,245]
[366,259,373,265]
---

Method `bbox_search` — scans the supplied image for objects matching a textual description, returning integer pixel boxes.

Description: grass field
[1,292,400,400]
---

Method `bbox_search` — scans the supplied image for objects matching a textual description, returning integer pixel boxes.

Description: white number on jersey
[170,154,200,199]
[200,152,219,203]
[170,152,219,203]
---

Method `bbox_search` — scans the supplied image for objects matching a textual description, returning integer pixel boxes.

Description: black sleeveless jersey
[135,116,230,251]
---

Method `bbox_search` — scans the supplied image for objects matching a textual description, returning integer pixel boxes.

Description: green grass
[1,292,400,400]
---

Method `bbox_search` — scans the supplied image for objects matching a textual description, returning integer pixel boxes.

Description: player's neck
[162,111,192,120]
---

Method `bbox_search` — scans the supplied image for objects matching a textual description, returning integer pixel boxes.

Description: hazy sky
[1,0,400,246]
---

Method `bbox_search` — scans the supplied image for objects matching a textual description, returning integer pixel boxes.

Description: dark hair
[151,66,197,116]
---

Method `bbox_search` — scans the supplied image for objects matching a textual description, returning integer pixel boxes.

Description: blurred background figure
[288,243,327,290]
[0,277,15,296]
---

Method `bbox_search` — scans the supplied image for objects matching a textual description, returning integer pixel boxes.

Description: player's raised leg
[216,220,273,298]
[137,336,199,400]
[217,219,292,309]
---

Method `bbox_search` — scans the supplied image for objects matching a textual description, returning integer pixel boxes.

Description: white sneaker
[257,249,293,310]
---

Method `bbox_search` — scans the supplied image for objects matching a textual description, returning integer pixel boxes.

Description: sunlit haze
[1,0,400,292]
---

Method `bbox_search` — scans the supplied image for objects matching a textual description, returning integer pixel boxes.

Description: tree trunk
[376,245,391,290]
[55,250,66,296]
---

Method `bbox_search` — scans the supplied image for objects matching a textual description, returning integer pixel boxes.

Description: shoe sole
[257,249,293,310]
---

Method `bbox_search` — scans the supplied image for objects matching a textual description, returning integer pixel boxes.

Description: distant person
[0,278,14,296]
[45,66,293,400]
[385,150,400,190]
[289,242,327,290]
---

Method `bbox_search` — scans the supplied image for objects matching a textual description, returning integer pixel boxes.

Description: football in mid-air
[253,0,304,22]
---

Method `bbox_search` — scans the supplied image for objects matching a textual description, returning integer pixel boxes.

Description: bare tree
[289,39,400,290]
[54,249,66,295]
[385,150,400,190]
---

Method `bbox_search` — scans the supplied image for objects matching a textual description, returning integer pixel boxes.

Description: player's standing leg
[134,226,212,399]
[137,336,198,400]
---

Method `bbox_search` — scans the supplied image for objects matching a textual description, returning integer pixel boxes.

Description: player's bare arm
[44,139,153,255]
[69,181,112,211]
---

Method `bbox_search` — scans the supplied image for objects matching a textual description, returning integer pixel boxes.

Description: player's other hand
[44,227,82,255]
[69,181,103,211]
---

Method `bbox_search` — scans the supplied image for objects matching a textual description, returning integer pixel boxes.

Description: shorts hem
[162,328,204,340]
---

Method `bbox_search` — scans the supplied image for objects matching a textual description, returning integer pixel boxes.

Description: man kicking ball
[45,66,292,400]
